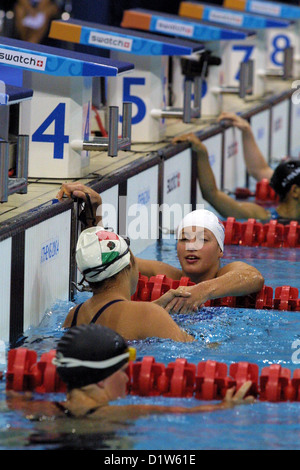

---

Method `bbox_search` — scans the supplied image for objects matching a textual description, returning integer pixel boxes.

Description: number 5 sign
[107,52,168,143]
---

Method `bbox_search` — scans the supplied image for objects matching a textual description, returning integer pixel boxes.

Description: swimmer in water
[63,226,194,342]
[57,184,264,314]
[6,325,256,420]
[177,113,300,222]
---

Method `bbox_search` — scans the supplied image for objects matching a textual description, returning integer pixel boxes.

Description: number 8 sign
[266,28,299,75]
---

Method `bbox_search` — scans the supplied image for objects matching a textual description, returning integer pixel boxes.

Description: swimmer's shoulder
[63,304,78,328]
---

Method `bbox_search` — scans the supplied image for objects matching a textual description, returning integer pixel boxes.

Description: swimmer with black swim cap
[54,324,136,390]
[52,324,255,418]
[172,130,300,223]
[270,160,300,201]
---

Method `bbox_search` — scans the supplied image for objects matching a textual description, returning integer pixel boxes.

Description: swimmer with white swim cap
[135,208,264,313]
[57,186,264,315]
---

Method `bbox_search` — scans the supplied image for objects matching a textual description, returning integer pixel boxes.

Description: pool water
[1,239,300,450]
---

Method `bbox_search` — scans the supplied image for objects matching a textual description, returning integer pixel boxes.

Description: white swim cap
[177,209,225,251]
[76,227,131,283]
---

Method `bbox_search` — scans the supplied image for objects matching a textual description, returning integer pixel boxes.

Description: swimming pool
[1,238,300,450]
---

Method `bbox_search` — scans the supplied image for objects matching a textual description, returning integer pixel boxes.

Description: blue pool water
[1,239,300,450]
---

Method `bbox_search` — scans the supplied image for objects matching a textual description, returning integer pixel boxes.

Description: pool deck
[0,77,293,225]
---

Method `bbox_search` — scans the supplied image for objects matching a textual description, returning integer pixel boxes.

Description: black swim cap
[54,325,129,390]
[270,160,300,200]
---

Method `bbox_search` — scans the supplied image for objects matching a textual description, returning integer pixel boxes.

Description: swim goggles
[52,347,136,369]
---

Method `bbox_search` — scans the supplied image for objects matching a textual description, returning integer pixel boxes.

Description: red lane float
[6,348,66,394]
[132,275,195,302]
[235,179,279,203]
[132,274,300,312]
[222,217,300,248]
[6,349,300,402]
[195,360,231,400]
[255,178,278,203]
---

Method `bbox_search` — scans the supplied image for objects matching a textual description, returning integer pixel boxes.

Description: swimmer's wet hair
[55,324,129,390]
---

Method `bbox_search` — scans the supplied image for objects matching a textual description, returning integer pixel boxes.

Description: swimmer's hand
[56,182,102,206]
[221,381,255,408]
[217,112,251,133]
[56,183,102,226]
[164,284,208,314]
[172,133,208,154]
[152,287,191,309]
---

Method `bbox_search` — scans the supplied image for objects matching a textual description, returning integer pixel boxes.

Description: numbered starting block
[121,8,256,117]
[0,82,32,202]
[179,2,295,98]
[224,0,300,77]
[49,19,206,143]
[0,37,134,178]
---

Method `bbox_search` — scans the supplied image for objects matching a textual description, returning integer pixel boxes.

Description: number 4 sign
[22,74,93,178]
[32,103,69,159]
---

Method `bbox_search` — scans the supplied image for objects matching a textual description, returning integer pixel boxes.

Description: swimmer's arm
[190,262,264,302]
[205,261,265,298]
[173,133,270,220]
[135,257,182,279]
[195,138,270,220]
[165,262,264,313]
[96,382,254,420]
[218,112,274,182]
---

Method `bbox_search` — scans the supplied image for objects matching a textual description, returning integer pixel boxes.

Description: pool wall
[1,89,300,345]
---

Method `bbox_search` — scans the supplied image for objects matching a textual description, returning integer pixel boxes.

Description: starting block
[224,0,300,77]
[121,8,257,117]
[179,2,294,98]
[49,19,205,143]
[0,36,134,178]
[0,82,32,202]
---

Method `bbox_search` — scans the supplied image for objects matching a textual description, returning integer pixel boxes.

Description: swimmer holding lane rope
[7,325,255,420]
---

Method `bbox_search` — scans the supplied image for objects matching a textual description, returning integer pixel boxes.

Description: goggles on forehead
[52,347,136,369]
